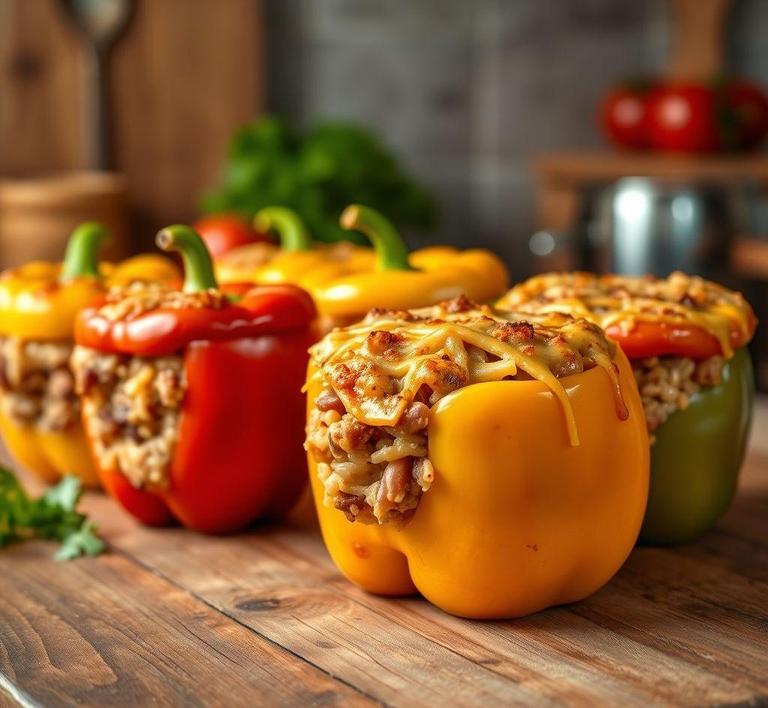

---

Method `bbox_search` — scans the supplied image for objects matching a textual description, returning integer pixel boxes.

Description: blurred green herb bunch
[201,116,436,243]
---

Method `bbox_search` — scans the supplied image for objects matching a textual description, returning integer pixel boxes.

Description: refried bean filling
[0,336,79,431]
[71,347,185,488]
[305,296,625,527]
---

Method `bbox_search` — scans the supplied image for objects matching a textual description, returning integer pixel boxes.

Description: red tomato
[600,85,652,149]
[194,214,270,258]
[725,80,768,150]
[646,85,719,153]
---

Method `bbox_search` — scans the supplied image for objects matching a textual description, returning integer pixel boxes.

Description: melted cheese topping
[309,299,628,447]
[98,282,227,322]
[499,272,755,358]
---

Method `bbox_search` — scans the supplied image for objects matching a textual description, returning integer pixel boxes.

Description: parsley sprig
[0,468,104,560]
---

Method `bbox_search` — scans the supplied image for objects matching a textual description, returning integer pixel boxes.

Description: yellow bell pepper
[217,206,510,326]
[213,241,279,284]
[307,205,509,324]
[305,304,649,618]
[215,207,374,286]
[0,222,179,486]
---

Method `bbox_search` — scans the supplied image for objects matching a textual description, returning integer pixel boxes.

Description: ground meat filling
[306,295,624,526]
[71,347,185,488]
[0,336,79,431]
[632,354,725,437]
[501,272,752,441]
[307,398,434,525]
[98,282,227,322]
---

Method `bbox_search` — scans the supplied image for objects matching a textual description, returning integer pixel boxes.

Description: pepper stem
[254,207,312,252]
[59,222,108,281]
[156,225,218,293]
[340,205,414,271]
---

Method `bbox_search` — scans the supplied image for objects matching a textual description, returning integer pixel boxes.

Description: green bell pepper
[640,347,754,545]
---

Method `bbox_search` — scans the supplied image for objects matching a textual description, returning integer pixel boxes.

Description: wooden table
[2,422,768,707]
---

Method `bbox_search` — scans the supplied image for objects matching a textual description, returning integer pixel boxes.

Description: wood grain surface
[535,151,768,184]
[0,0,82,175]
[1,445,767,706]
[0,0,263,247]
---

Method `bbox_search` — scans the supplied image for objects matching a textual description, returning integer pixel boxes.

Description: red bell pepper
[604,318,755,360]
[74,225,318,533]
[194,213,271,258]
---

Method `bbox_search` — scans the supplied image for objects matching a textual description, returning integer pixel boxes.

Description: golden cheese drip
[499,272,755,359]
[310,306,628,447]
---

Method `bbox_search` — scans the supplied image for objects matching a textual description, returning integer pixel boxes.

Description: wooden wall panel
[0,0,263,249]
[110,0,263,245]
[0,0,83,175]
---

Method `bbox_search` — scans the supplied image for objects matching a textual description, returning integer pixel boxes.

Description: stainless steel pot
[584,177,741,278]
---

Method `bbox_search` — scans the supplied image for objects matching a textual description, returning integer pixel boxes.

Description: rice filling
[71,346,186,488]
[632,354,725,437]
[0,336,79,431]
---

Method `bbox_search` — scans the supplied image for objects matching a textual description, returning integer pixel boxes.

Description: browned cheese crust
[305,295,625,526]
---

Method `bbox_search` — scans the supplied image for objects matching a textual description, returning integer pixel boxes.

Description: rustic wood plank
[0,543,373,707]
[0,0,82,175]
[107,524,545,706]
[569,555,767,689]
[535,151,768,184]
[2,414,767,705]
[717,452,768,543]
[96,477,767,707]
[110,0,264,244]
[287,531,765,705]
[0,0,263,246]
[0,683,23,708]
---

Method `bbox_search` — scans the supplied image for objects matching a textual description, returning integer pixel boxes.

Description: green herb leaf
[201,116,437,244]
[0,467,104,560]
[43,474,81,512]
[55,521,105,561]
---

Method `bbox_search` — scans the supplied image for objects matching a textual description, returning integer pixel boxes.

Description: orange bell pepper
[305,302,649,618]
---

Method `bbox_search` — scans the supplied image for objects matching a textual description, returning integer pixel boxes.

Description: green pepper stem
[254,207,312,252]
[59,222,108,281]
[340,205,414,271]
[156,225,218,292]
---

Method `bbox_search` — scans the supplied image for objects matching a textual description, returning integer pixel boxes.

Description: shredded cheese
[310,300,629,447]
[500,272,755,359]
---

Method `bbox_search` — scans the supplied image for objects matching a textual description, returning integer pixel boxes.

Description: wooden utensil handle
[86,46,110,171]
[666,0,731,81]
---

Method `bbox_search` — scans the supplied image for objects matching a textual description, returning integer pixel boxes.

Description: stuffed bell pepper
[309,205,509,327]
[218,205,510,330]
[0,222,178,486]
[499,272,757,544]
[71,225,317,533]
[304,295,649,619]
[215,206,373,287]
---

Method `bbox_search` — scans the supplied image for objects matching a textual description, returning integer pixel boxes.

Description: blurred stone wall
[266,0,767,279]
